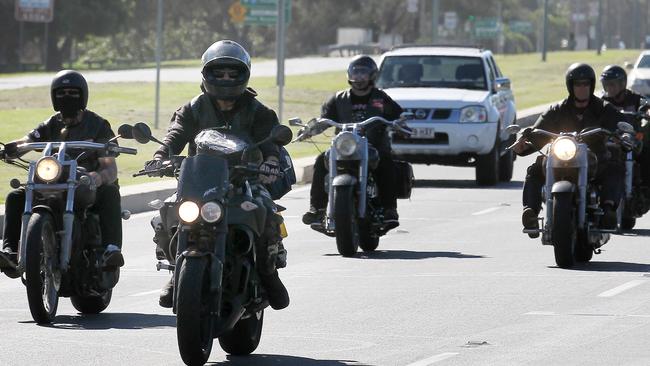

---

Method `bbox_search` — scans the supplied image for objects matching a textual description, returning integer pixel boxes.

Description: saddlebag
[394,160,414,199]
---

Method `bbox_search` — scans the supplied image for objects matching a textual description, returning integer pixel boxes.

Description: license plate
[411,127,435,139]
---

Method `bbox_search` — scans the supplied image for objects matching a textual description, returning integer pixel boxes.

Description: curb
[0,103,550,234]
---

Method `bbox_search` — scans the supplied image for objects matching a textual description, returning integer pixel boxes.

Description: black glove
[144,159,164,171]
[259,159,280,184]
[2,142,18,159]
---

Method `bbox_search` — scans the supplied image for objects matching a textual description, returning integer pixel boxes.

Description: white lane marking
[405,352,459,366]
[598,280,646,297]
[524,311,556,316]
[129,289,162,297]
[471,206,502,216]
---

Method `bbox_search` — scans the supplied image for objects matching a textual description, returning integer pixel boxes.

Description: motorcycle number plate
[411,127,435,139]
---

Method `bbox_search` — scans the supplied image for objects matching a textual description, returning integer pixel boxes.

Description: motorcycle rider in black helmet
[145,40,290,310]
[600,64,650,189]
[302,55,404,229]
[0,70,124,277]
[512,63,626,235]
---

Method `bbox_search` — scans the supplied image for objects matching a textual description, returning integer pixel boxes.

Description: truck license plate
[411,127,435,139]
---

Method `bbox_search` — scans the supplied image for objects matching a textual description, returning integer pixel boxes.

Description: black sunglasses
[55,89,81,98]
[210,69,241,79]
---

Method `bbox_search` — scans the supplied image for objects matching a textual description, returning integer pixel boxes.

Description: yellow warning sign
[229,1,247,23]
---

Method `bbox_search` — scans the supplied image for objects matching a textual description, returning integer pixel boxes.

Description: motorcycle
[125,122,292,365]
[508,122,634,268]
[290,115,414,257]
[0,127,137,324]
[617,110,650,229]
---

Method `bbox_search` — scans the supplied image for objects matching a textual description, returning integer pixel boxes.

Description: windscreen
[377,55,487,90]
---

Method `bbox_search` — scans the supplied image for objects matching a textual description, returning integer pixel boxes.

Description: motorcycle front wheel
[552,193,576,268]
[177,256,214,366]
[334,185,360,257]
[218,310,264,355]
[24,211,60,324]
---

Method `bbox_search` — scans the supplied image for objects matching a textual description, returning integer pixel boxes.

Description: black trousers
[523,154,624,213]
[2,184,123,252]
[310,150,398,210]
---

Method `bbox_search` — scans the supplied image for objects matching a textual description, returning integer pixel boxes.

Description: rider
[512,63,626,235]
[600,64,650,189]
[0,70,124,277]
[146,40,290,310]
[302,55,404,229]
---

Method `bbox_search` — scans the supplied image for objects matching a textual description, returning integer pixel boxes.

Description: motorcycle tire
[25,211,59,324]
[573,230,593,263]
[70,290,112,314]
[621,216,636,230]
[334,185,359,257]
[552,193,576,269]
[359,220,379,252]
[218,310,264,355]
[177,256,214,366]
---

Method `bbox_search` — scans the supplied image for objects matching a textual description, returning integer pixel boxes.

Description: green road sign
[509,20,533,34]
[474,17,500,39]
[239,0,291,25]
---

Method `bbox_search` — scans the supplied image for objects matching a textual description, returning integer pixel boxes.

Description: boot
[259,270,290,310]
[159,277,174,308]
[0,248,19,279]
[383,208,400,231]
[302,207,325,225]
[600,203,617,230]
[101,244,124,269]
[522,207,540,238]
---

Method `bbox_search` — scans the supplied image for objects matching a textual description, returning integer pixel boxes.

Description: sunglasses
[55,89,81,98]
[210,69,240,79]
[573,80,591,87]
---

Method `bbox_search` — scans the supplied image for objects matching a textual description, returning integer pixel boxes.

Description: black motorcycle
[0,129,136,324]
[291,115,414,257]
[126,122,292,366]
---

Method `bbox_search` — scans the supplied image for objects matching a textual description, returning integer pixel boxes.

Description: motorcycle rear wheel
[552,193,576,269]
[25,211,59,324]
[177,257,214,366]
[334,185,359,257]
[359,219,379,252]
[218,310,264,355]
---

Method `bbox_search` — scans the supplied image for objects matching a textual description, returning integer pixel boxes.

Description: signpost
[14,0,54,69]
[474,18,501,39]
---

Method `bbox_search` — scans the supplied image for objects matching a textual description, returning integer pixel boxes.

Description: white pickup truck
[376,46,517,186]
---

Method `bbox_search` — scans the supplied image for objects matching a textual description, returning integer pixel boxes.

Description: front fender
[551,181,575,194]
[332,174,357,187]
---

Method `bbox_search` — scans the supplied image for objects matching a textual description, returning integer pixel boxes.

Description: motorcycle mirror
[505,124,521,135]
[132,122,153,144]
[400,111,415,120]
[117,124,134,139]
[288,117,304,127]
[270,125,293,146]
[617,121,635,134]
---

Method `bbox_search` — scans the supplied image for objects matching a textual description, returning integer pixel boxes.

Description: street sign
[14,0,54,23]
[444,11,458,30]
[474,17,500,39]
[235,0,291,25]
[508,20,533,34]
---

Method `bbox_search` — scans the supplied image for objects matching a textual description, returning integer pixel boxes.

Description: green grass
[0,49,644,201]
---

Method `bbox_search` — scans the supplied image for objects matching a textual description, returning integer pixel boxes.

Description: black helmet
[347,55,378,90]
[600,64,627,88]
[201,40,251,100]
[50,69,88,112]
[565,63,596,96]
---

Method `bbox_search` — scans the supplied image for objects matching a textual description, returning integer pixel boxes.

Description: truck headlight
[200,201,223,223]
[552,137,577,161]
[334,132,358,156]
[178,201,200,223]
[459,106,488,123]
[35,157,62,182]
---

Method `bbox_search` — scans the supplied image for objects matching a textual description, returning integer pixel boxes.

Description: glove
[2,142,18,159]
[259,158,280,184]
[144,159,164,172]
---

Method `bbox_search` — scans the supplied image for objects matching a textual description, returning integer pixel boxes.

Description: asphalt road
[0,56,358,90]
[1,154,649,366]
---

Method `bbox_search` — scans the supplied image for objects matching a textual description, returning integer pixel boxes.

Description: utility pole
[276,0,286,123]
[154,0,163,129]
[542,0,548,61]
[431,0,439,43]
[596,0,602,54]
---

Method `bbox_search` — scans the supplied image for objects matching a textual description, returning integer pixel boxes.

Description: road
[1,154,649,365]
[0,56,358,90]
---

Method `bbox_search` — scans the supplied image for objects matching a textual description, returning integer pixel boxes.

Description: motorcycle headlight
[334,132,358,156]
[35,157,62,183]
[200,201,223,223]
[459,106,488,123]
[178,201,200,223]
[552,137,577,161]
